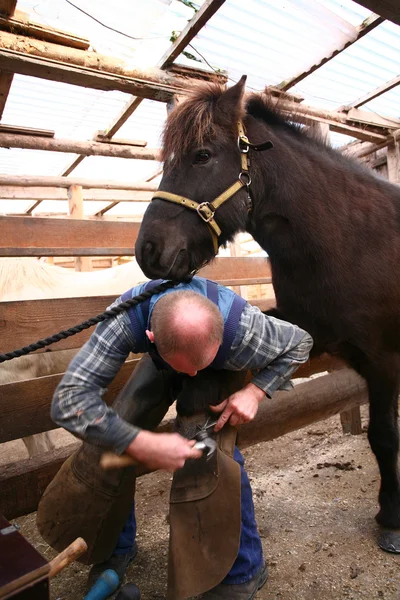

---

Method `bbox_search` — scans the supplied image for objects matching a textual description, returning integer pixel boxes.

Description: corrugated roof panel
[2,75,132,139]
[117,99,168,147]
[70,156,162,182]
[362,86,400,118]
[291,20,400,113]
[191,0,363,90]
[0,148,76,175]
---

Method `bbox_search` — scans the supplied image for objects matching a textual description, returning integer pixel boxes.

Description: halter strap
[152,120,273,255]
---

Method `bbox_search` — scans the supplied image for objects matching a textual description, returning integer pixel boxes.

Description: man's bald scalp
[150,290,223,362]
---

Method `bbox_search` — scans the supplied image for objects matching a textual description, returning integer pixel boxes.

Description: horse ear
[215,75,247,127]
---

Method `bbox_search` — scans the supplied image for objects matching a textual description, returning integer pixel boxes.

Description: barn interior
[0,0,399,598]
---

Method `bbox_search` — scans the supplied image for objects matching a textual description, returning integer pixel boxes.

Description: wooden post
[67,184,91,271]
[229,238,248,299]
[340,407,363,435]
[387,140,400,184]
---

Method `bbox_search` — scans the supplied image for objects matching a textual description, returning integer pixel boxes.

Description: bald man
[51,276,313,599]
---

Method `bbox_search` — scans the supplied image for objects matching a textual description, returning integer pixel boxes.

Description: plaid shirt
[52,301,313,454]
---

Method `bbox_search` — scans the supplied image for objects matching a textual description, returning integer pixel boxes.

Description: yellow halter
[152,121,273,254]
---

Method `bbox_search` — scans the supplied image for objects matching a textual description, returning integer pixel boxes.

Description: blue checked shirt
[52,301,313,454]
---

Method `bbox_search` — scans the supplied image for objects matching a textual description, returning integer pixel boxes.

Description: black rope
[0,280,178,364]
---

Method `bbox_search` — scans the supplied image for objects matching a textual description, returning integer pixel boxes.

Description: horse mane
[162,82,333,168]
[245,92,389,179]
[162,82,228,166]
[245,93,332,147]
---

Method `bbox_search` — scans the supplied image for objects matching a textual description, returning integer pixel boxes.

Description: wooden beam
[95,134,147,147]
[0,35,185,101]
[328,122,387,144]
[353,1,400,26]
[279,14,384,91]
[340,138,393,160]
[276,98,400,131]
[0,123,54,136]
[340,74,400,110]
[0,0,16,17]
[0,215,140,256]
[237,368,367,449]
[0,174,157,190]
[0,353,343,445]
[0,70,12,120]
[0,367,366,520]
[0,187,154,201]
[0,133,161,159]
[274,98,396,143]
[0,31,222,100]
[0,15,90,50]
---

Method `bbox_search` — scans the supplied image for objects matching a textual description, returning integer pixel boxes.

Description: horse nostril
[144,241,155,259]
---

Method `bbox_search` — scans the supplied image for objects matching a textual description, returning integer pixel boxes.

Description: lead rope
[0,279,179,364]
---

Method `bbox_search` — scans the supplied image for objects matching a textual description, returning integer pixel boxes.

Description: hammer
[48,537,88,578]
[100,425,218,470]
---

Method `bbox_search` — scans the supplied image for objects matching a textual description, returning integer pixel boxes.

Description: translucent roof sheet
[0,0,399,217]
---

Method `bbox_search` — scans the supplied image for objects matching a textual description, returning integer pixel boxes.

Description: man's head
[146,290,223,376]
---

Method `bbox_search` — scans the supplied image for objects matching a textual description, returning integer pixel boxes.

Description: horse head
[136,76,254,280]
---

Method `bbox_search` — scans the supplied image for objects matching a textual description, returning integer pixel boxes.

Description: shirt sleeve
[51,302,142,454]
[224,303,313,398]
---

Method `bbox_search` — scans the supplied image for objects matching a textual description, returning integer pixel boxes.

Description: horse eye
[194,150,211,164]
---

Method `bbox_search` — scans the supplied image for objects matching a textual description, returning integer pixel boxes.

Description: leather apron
[168,414,241,600]
[36,354,175,564]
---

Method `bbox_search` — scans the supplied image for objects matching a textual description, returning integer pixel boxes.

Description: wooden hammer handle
[48,537,88,578]
[100,451,137,470]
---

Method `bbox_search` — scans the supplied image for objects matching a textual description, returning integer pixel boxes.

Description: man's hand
[209,383,265,432]
[126,430,202,472]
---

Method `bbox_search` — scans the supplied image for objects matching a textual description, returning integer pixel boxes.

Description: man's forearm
[51,386,141,454]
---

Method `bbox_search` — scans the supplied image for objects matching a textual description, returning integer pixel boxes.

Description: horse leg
[364,358,400,551]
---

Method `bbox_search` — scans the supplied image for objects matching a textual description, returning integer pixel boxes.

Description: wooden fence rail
[0,367,363,520]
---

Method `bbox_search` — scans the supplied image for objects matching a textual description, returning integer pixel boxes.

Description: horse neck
[245,118,378,265]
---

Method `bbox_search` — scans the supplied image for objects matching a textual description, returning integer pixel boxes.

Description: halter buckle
[238,136,249,154]
[197,202,215,223]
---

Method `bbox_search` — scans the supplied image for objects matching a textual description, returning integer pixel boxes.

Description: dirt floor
[11,404,400,600]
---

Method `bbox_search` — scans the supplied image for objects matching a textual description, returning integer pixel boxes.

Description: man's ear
[146,329,155,343]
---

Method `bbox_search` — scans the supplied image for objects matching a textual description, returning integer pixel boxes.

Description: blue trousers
[114,447,263,584]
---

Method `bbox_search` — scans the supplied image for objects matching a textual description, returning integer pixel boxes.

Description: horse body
[135,76,400,536]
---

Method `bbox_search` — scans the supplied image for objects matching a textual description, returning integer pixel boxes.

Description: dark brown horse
[135,75,400,551]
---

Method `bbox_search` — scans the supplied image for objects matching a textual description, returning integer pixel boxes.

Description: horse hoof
[378,530,400,553]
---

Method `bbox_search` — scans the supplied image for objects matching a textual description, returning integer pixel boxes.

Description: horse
[135,75,400,552]
[0,258,147,456]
